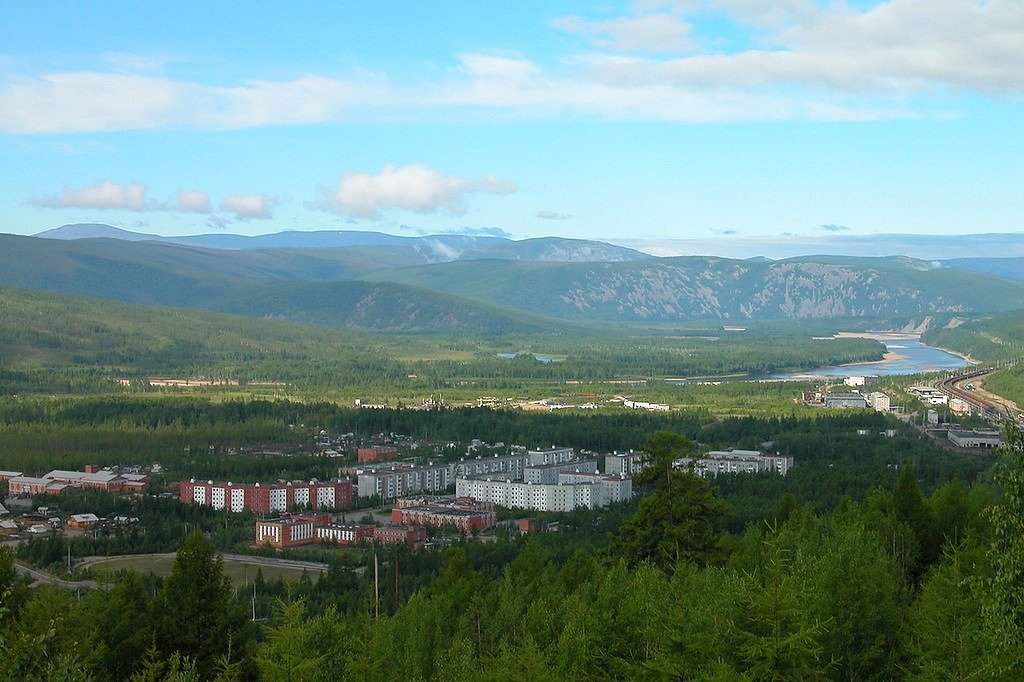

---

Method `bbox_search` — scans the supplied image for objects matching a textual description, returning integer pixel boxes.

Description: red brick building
[179,479,352,513]
[255,513,332,549]
[374,525,427,548]
[392,496,496,533]
[317,523,375,546]
[357,446,399,463]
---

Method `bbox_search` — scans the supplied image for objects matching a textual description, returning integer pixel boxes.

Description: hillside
[0,235,563,334]
[365,256,1024,322]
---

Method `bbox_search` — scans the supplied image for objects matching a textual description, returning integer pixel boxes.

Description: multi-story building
[317,523,375,546]
[453,453,528,479]
[374,525,427,548]
[455,473,632,512]
[526,447,575,466]
[868,392,891,412]
[179,479,353,513]
[523,459,598,485]
[355,462,452,500]
[255,513,332,549]
[680,450,793,477]
[604,450,648,476]
[357,446,399,463]
[392,496,497,533]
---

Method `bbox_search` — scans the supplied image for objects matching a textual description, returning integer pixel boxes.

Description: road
[13,561,100,590]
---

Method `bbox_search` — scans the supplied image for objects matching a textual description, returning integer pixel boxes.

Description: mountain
[365,255,1024,322]
[0,235,564,334]
[34,223,646,262]
[7,232,1024,329]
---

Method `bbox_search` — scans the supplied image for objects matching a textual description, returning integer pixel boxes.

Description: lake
[771,336,970,380]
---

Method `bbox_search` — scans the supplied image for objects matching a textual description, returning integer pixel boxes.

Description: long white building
[523,459,598,485]
[678,450,793,477]
[455,473,631,512]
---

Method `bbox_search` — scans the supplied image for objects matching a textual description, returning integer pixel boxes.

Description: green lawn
[84,554,324,585]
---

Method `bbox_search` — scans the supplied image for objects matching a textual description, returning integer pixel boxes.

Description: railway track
[937,367,1022,424]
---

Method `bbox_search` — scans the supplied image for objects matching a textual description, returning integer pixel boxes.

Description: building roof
[69,513,100,523]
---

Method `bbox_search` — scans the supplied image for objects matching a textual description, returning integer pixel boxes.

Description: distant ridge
[34,223,646,262]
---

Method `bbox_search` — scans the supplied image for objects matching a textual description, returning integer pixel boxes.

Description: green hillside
[0,235,562,334]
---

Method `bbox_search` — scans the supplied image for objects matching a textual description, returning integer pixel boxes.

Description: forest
[2,424,1022,680]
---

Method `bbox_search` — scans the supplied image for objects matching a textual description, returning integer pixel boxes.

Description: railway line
[937,366,1023,424]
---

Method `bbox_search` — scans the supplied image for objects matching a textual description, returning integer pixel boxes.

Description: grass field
[82,554,326,585]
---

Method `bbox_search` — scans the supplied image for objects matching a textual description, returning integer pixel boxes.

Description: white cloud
[551,13,694,53]
[325,163,517,219]
[177,189,211,213]
[222,194,276,220]
[1,1,1021,132]
[32,181,150,211]
[537,210,574,220]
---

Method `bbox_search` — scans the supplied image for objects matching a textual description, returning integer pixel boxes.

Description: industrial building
[824,393,869,409]
[948,429,1004,449]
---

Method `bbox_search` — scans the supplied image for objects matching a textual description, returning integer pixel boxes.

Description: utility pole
[374,551,380,619]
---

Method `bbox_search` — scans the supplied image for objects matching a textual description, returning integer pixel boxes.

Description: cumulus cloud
[820,223,851,232]
[551,13,694,53]
[222,194,276,220]
[32,181,151,211]
[177,189,211,213]
[536,210,574,220]
[325,163,517,219]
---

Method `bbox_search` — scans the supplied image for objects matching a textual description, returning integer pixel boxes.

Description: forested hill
[367,255,1024,322]
[5,232,1024,328]
[0,235,564,334]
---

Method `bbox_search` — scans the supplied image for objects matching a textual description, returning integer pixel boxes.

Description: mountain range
[2,224,1024,333]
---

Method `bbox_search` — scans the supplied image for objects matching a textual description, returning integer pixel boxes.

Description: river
[770,335,970,380]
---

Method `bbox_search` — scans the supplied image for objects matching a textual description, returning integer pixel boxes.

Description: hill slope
[0,235,563,334]
[366,256,1024,322]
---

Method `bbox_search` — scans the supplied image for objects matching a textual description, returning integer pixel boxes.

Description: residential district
[1,445,795,549]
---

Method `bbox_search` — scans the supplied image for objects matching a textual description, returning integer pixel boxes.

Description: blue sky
[1,0,1022,242]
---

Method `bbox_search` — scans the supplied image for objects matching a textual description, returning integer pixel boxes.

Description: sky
[1,0,1022,243]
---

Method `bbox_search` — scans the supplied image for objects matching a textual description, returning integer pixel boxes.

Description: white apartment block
[678,450,793,477]
[454,453,528,479]
[356,462,452,500]
[523,459,598,485]
[604,450,648,477]
[526,447,575,465]
[868,392,891,412]
[455,473,631,512]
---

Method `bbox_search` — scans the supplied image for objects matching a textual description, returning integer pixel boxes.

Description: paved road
[13,561,99,590]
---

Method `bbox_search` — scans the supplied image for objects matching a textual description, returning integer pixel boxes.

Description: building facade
[255,513,331,549]
[180,479,353,513]
[374,525,427,548]
[317,523,375,546]
[453,453,528,479]
[455,474,632,512]
[355,462,452,500]
[357,446,399,463]
[526,447,575,466]
[391,496,497,533]
[681,450,794,477]
[523,459,598,485]
[604,450,648,477]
